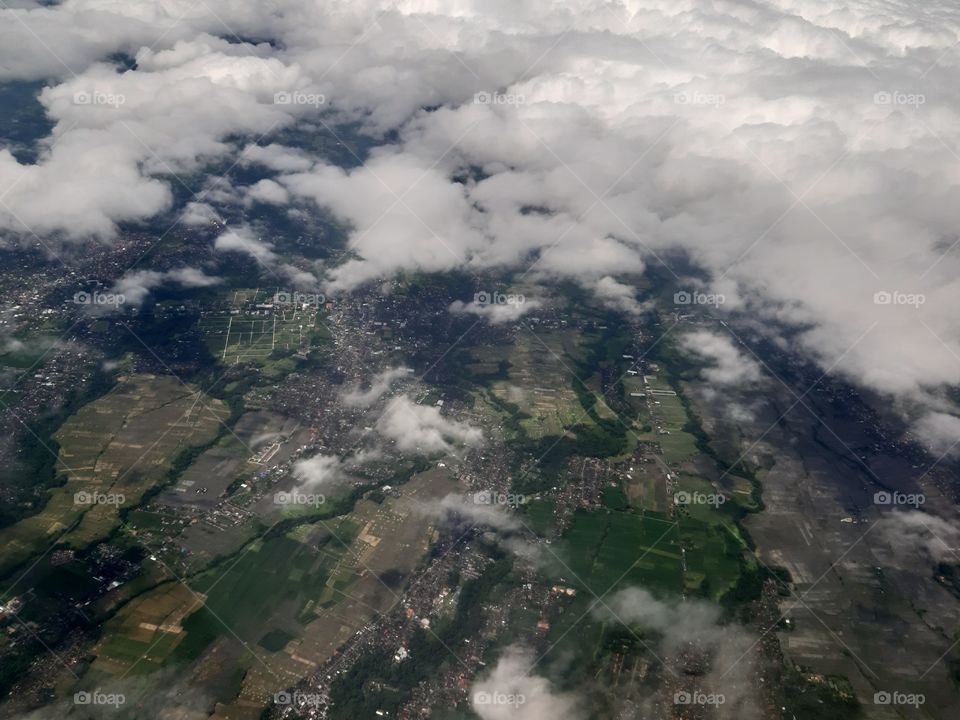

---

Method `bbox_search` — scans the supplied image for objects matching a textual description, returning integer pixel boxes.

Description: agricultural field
[89,581,203,677]
[467,328,619,441]
[194,288,328,369]
[555,480,748,600]
[85,467,458,719]
[623,374,698,465]
[0,374,228,575]
[556,510,684,596]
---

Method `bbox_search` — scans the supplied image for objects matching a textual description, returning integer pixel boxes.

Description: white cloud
[598,587,762,719]
[240,143,315,173]
[376,395,482,454]
[912,413,960,458]
[680,330,763,386]
[246,178,290,206]
[214,225,319,287]
[0,31,299,239]
[589,276,646,317]
[875,510,960,565]
[214,226,277,264]
[421,493,522,534]
[181,201,221,226]
[104,266,220,308]
[341,366,411,408]
[282,155,486,290]
[470,645,580,720]
[448,297,540,324]
[292,453,347,491]
[165,266,221,288]
[2,0,960,445]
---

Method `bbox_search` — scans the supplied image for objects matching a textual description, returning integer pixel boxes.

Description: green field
[0,374,228,575]
[88,468,457,716]
[194,288,326,370]
[623,375,698,464]
[465,329,602,441]
[555,504,745,601]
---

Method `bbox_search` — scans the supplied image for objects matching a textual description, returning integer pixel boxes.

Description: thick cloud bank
[5,0,960,443]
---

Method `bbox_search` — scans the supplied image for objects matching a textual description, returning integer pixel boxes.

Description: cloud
[165,266,221,288]
[470,644,581,720]
[214,226,277,264]
[103,266,220,309]
[599,587,727,648]
[420,493,523,534]
[597,587,762,719]
[3,0,960,447]
[875,510,960,565]
[245,178,290,206]
[282,155,487,290]
[589,276,647,317]
[414,493,557,568]
[292,453,348,491]
[289,448,381,493]
[912,413,960,458]
[214,224,319,287]
[341,366,411,408]
[376,395,482,454]
[181,201,221,226]
[0,30,299,239]
[240,143,315,173]
[680,330,763,386]
[448,297,540,324]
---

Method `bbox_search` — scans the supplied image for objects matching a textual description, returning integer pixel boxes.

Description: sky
[2,0,960,450]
